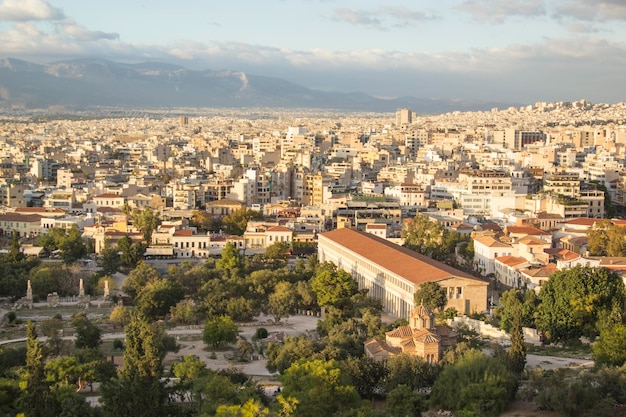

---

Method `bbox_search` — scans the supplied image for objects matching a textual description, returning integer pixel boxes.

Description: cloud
[61,20,119,42]
[333,8,383,27]
[332,6,437,30]
[0,0,64,21]
[457,0,546,24]
[553,0,626,22]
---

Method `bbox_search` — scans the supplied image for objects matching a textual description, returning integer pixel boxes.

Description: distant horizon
[0,1,625,105]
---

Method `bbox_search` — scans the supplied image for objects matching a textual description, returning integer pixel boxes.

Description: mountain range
[0,58,514,113]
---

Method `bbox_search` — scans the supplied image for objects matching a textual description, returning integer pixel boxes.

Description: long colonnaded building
[317,228,489,319]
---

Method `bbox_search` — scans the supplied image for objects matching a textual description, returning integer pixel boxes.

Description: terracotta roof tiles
[320,228,486,286]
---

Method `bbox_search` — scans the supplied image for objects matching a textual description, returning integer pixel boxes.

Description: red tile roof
[320,228,486,286]
[267,226,292,232]
[505,226,551,236]
[173,229,193,236]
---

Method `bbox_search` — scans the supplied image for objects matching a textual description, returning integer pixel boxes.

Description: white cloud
[331,6,437,30]
[554,0,626,22]
[333,8,383,27]
[457,0,546,24]
[0,0,64,21]
[61,20,119,42]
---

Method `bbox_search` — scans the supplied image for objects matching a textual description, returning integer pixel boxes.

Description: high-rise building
[395,108,413,126]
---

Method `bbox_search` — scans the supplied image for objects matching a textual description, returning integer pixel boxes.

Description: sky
[0,0,626,104]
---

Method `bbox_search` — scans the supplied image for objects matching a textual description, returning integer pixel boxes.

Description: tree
[264,241,290,265]
[494,288,537,332]
[222,208,264,236]
[72,314,101,349]
[592,323,626,367]
[280,359,362,417]
[268,281,297,322]
[385,384,427,417]
[519,368,623,417]
[413,281,447,312]
[508,306,526,375]
[587,220,626,256]
[384,353,439,393]
[39,316,64,357]
[310,262,358,311]
[217,242,243,271]
[535,266,626,342]
[430,349,517,417]
[58,225,87,263]
[132,207,161,244]
[190,210,221,232]
[6,233,24,263]
[98,244,120,275]
[169,299,202,325]
[402,214,446,257]
[203,316,239,349]
[116,235,146,269]
[109,306,132,328]
[100,313,173,417]
[121,261,161,299]
[341,356,388,400]
[134,278,184,321]
[266,336,318,374]
[18,321,57,417]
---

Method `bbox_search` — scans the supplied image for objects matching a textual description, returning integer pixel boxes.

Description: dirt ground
[163,313,319,379]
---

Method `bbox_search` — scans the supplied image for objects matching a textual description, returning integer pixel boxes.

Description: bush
[5,311,17,324]
[113,339,124,350]
[255,327,269,339]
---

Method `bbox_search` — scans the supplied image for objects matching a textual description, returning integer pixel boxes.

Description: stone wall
[449,316,541,346]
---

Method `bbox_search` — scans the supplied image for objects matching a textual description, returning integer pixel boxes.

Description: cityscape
[2,0,626,417]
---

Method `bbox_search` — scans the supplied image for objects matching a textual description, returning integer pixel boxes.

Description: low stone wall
[449,316,541,346]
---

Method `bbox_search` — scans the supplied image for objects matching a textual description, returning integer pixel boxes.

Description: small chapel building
[364,305,457,364]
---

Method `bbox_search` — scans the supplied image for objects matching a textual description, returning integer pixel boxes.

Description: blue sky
[1,0,626,104]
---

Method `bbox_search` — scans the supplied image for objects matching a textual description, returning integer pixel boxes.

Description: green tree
[134,278,184,321]
[121,261,161,299]
[402,214,444,258]
[280,359,362,417]
[430,349,517,417]
[190,210,222,232]
[592,323,626,367]
[266,336,318,374]
[587,220,626,256]
[39,316,64,357]
[18,321,57,417]
[341,356,388,400]
[72,314,101,349]
[100,313,172,417]
[384,353,439,393]
[413,281,447,312]
[116,235,145,269]
[98,244,121,275]
[203,316,239,349]
[385,384,426,417]
[216,242,243,271]
[6,233,24,263]
[310,262,358,311]
[508,306,527,375]
[268,281,297,322]
[170,299,202,325]
[535,266,626,342]
[222,208,264,236]
[132,207,161,244]
[264,241,290,265]
[109,306,132,328]
[58,225,87,263]
[494,288,538,332]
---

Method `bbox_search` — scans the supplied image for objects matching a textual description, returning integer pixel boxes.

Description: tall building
[396,108,413,126]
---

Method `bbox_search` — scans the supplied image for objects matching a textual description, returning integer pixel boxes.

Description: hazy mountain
[0,58,514,113]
